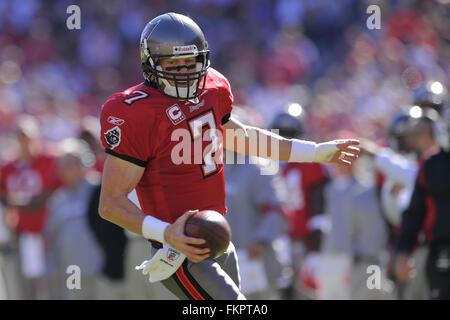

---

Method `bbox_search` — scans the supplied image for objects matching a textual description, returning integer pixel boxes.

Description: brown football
[184,210,231,259]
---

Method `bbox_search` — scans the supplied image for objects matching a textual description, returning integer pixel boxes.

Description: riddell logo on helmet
[173,45,198,55]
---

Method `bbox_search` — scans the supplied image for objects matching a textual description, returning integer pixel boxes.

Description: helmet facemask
[143,51,210,101]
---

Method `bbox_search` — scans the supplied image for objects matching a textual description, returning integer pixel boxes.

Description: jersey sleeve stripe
[105,149,147,167]
[221,113,231,125]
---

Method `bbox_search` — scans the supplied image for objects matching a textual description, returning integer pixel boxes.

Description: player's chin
[188,256,209,263]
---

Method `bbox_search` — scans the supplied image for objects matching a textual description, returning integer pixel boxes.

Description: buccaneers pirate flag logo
[104,126,121,149]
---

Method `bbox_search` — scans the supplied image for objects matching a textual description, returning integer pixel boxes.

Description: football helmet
[389,106,438,153]
[140,12,210,101]
[270,112,304,139]
[388,111,414,153]
[413,80,448,114]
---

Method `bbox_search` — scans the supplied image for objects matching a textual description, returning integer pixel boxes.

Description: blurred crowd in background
[0,0,449,299]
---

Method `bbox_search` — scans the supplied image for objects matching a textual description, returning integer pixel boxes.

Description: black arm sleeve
[105,149,147,167]
[221,113,231,125]
[396,176,428,254]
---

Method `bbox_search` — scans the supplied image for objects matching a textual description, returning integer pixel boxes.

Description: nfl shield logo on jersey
[104,126,121,149]
[167,248,181,262]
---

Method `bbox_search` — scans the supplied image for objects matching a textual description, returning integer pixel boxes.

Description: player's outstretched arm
[222,117,360,166]
[99,155,209,262]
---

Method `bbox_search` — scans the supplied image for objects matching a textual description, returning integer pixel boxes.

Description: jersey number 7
[123,90,149,105]
[187,109,220,178]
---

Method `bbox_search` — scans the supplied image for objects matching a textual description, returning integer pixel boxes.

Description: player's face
[158,57,197,87]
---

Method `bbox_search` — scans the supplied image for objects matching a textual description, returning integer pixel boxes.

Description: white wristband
[288,139,317,163]
[142,215,170,244]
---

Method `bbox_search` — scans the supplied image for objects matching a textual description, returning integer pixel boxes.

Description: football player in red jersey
[98,12,360,300]
[0,115,60,299]
[270,111,329,299]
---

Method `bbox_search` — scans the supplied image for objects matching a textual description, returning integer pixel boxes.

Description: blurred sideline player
[361,82,445,299]
[270,109,329,299]
[321,151,392,299]
[362,107,439,233]
[0,115,60,299]
[224,106,290,300]
[98,13,360,300]
[394,81,449,299]
[317,131,393,300]
[44,139,103,299]
[363,81,447,228]
[361,111,427,299]
[395,96,450,299]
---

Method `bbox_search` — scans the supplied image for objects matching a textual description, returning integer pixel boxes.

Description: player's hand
[164,210,211,263]
[395,254,415,282]
[315,139,360,166]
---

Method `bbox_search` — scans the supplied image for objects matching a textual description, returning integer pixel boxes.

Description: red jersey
[0,154,59,233]
[281,162,328,239]
[100,68,233,223]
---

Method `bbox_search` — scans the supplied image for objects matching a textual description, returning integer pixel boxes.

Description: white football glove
[314,139,360,165]
[313,142,340,163]
[135,246,186,282]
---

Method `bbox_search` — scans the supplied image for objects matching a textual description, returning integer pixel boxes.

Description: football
[184,210,231,259]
